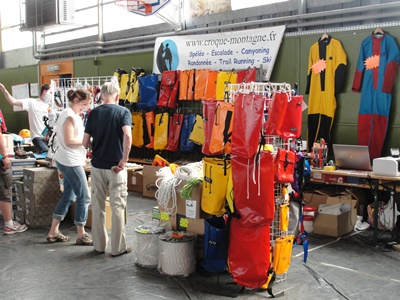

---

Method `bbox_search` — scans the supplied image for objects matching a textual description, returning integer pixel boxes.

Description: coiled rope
[155,164,203,215]
[180,178,202,200]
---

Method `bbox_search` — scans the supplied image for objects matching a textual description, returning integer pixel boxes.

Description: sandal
[76,233,93,246]
[47,232,71,243]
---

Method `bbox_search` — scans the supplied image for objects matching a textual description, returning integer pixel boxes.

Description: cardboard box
[142,166,161,198]
[86,202,112,230]
[303,192,328,209]
[157,205,177,231]
[14,211,25,224]
[10,158,36,179]
[24,189,62,206]
[176,181,211,219]
[128,170,143,193]
[15,181,25,200]
[177,214,205,235]
[25,214,53,227]
[326,195,358,225]
[23,167,59,183]
[70,197,127,230]
[314,186,340,197]
[25,202,57,216]
[313,194,357,237]
[313,210,352,237]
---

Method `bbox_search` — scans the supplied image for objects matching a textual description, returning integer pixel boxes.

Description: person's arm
[62,117,82,147]
[82,133,92,150]
[121,125,132,163]
[114,125,132,172]
[0,83,23,107]
[0,132,11,170]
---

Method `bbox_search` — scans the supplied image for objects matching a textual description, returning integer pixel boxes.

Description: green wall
[0,65,37,133]
[73,51,155,77]
[1,27,400,156]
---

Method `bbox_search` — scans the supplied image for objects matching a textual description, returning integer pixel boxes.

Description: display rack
[227,82,292,103]
[228,81,295,282]
[50,76,114,111]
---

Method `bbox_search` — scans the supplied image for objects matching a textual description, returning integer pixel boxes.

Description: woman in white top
[47,89,92,245]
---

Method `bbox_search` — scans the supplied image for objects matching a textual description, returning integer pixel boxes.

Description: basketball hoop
[115,0,153,16]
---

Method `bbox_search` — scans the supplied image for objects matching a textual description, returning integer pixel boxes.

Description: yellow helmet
[19,129,30,138]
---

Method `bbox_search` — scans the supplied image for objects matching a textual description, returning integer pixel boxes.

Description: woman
[47,89,92,245]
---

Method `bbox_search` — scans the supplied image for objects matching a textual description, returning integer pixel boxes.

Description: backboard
[115,0,171,16]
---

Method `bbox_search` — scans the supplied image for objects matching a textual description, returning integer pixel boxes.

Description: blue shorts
[32,137,49,154]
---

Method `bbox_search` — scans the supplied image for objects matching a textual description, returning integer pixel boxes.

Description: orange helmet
[19,129,30,138]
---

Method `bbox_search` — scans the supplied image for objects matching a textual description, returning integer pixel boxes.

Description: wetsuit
[352,31,400,159]
[306,36,347,151]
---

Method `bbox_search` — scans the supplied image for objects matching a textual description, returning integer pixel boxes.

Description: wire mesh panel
[50,76,114,111]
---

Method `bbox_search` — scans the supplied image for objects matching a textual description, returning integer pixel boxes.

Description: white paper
[185,200,197,218]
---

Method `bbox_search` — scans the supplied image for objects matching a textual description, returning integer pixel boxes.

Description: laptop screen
[332,144,372,171]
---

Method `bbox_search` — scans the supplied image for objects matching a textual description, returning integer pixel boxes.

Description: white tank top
[54,108,86,167]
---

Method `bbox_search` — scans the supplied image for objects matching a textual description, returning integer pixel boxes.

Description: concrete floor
[1,191,400,300]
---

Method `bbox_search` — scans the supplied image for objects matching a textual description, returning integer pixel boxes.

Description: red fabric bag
[166,113,184,152]
[228,220,271,289]
[231,151,275,227]
[279,95,303,139]
[201,100,219,156]
[274,148,296,183]
[236,67,257,83]
[231,93,265,158]
[158,70,180,108]
[264,91,289,136]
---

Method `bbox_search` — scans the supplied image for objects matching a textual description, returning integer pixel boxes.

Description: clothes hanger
[374,27,384,36]
[320,33,329,41]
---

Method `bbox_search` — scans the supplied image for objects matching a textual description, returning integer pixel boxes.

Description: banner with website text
[153,25,286,81]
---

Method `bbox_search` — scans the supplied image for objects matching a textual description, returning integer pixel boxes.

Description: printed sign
[153,25,286,81]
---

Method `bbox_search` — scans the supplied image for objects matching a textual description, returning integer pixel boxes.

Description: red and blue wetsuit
[352,32,400,159]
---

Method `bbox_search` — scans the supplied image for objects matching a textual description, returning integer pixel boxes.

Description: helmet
[19,129,30,138]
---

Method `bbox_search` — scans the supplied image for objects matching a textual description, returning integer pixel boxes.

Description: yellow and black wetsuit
[305,35,347,150]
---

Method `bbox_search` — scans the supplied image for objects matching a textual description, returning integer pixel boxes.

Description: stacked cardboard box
[10,158,36,180]
[23,167,61,227]
[305,187,364,237]
[12,181,26,224]
[127,170,143,193]
[142,166,161,198]
[69,199,127,230]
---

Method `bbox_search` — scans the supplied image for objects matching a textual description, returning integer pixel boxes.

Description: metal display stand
[228,82,298,282]
[50,76,113,111]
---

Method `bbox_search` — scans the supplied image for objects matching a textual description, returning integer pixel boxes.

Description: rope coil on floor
[134,225,165,268]
[158,232,197,276]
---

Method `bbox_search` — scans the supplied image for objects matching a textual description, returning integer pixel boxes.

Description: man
[83,78,132,257]
[0,130,27,235]
[0,83,51,153]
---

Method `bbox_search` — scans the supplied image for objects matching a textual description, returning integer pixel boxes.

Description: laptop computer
[332,144,372,171]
